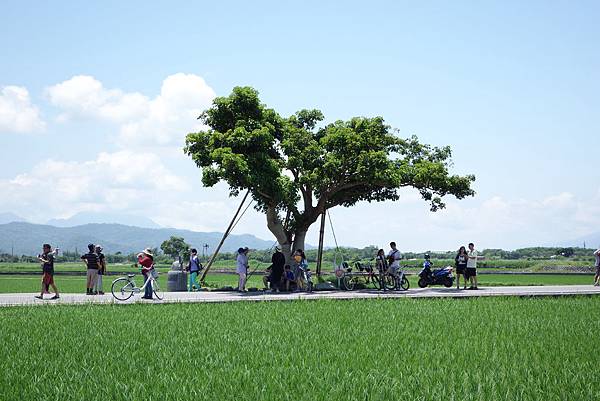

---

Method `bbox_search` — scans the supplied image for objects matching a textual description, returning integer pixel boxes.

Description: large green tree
[185,87,475,261]
[160,236,190,261]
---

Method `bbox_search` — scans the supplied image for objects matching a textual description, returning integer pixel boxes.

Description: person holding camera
[81,243,100,295]
[34,244,60,300]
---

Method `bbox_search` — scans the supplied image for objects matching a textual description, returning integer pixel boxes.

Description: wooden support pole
[200,190,250,282]
[316,211,326,277]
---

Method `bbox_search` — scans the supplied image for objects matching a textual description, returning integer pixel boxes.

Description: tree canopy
[185,87,475,259]
[160,236,190,260]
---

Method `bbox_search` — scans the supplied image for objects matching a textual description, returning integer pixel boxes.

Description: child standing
[35,244,60,300]
[283,265,296,291]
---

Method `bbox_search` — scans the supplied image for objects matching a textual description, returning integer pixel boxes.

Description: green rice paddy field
[1,297,599,401]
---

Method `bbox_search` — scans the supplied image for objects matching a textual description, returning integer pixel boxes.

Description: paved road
[1,285,599,307]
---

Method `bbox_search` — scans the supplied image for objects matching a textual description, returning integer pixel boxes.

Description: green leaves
[185,86,475,241]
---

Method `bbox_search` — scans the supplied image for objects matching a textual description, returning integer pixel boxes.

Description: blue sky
[1,0,599,250]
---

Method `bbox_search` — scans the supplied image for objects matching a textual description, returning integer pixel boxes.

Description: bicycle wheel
[399,275,410,291]
[152,279,164,300]
[342,275,355,291]
[111,278,134,301]
[371,275,382,290]
[384,274,396,290]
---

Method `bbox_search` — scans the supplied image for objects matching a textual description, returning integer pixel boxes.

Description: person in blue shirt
[282,265,296,292]
[423,254,433,270]
[187,248,203,291]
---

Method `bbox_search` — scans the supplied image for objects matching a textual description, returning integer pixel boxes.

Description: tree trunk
[292,230,307,256]
[266,206,293,263]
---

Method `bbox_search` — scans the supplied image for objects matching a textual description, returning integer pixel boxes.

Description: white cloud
[0,151,187,222]
[46,75,150,123]
[0,86,45,133]
[46,73,215,147]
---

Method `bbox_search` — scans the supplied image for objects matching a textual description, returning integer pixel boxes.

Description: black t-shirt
[42,253,54,274]
[271,251,285,280]
[81,252,99,269]
[97,253,105,274]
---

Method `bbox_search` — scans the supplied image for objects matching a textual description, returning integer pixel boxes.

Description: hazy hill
[47,211,161,229]
[0,222,275,256]
[559,232,600,249]
[0,212,26,225]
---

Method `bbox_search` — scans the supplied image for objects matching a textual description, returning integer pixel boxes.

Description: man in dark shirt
[81,243,99,295]
[34,244,60,300]
[94,245,106,295]
[270,247,286,292]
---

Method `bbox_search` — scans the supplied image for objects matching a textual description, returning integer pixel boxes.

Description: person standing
[594,247,600,286]
[455,246,468,290]
[81,243,99,295]
[94,245,106,295]
[387,242,402,278]
[466,242,479,290]
[293,249,308,291]
[270,247,285,292]
[187,248,202,291]
[236,247,249,292]
[34,244,60,300]
[137,248,155,299]
[376,249,388,271]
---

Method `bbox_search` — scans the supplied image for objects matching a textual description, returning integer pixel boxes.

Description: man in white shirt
[594,247,600,286]
[387,242,402,276]
[236,247,249,292]
[466,242,478,290]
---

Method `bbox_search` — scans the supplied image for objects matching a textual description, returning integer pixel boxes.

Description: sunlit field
[1,297,598,401]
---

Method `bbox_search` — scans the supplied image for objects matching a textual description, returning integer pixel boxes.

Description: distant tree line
[0,243,595,264]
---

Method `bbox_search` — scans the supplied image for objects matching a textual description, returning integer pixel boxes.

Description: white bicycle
[111,269,163,301]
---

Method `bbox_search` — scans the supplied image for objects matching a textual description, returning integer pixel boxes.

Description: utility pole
[203,243,210,261]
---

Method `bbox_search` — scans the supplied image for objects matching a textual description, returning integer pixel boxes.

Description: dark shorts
[466,268,477,277]
[596,265,600,275]
[42,272,54,285]
[456,265,466,275]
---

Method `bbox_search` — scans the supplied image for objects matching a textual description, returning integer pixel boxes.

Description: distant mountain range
[47,211,161,229]
[556,231,600,249]
[0,212,26,225]
[0,222,275,256]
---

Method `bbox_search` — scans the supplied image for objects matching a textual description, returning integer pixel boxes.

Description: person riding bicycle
[137,248,155,299]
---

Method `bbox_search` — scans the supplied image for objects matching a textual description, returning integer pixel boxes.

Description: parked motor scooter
[417,256,454,288]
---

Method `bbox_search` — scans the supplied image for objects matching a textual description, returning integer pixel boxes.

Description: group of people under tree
[234,247,309,292]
